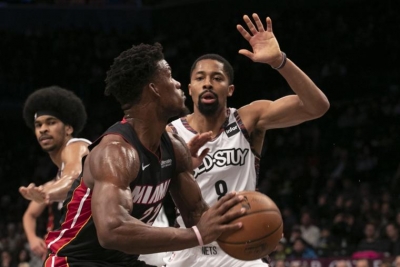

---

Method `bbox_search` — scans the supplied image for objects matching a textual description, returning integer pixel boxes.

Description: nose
[202,77,212,90]
[39,124,48,134]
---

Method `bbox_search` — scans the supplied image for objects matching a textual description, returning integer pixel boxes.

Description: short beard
[198,92,219,117]
[41,144,57,153]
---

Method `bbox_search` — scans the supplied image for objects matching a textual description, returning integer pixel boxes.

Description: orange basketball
[217,191,283,261]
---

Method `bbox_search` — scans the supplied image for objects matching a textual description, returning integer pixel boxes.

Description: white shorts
[163,241,268,267]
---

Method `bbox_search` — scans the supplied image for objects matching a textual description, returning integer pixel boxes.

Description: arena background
[0,0,399,266]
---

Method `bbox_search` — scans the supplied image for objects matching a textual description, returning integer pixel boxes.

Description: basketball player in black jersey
[44,43,245,267]
[19,87,90,262]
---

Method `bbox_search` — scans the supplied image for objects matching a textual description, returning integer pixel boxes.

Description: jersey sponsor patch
[225,122,240,137]
[161,159,172,168]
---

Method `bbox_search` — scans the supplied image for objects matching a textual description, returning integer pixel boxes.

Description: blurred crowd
[0,0,399,266]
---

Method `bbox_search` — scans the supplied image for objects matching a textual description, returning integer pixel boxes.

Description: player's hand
[19,183,48,204]
[187,131,212,169]
[195,192,245,244]
[28,236,47,258]
[237,13,282,66]
[19,183,36,201]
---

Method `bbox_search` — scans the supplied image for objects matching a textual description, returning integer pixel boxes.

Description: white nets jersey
[165,108,266,267]
[169,108,260,227]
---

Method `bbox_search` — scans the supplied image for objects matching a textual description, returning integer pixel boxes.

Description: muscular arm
[236,15,329,134]
[43,141,89,202]
[90,135,199,255]
[240,59,330,133]
[23,201,47,257]
[168,132,209,227]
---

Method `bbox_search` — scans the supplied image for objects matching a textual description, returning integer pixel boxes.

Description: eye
[195,77,203,81]
[214,76,223,81]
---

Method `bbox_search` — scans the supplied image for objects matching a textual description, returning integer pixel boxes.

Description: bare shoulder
[62,139,90,154]
[167,132,191,173]
[88,134,140,185]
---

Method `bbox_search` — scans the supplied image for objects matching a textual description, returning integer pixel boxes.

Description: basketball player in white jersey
[19,86,91,263]
[164,13,330,267]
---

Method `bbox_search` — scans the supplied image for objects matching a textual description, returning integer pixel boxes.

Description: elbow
[95,218,126,252]
[97,226,120,251]
[319,98,330,116]
[98,233,117,250]
[312,97,330,118]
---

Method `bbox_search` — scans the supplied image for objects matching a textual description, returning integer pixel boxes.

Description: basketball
[217,191,283,261]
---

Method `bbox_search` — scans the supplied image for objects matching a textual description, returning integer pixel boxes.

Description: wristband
[192,226,204,246]
[271,52,287,70]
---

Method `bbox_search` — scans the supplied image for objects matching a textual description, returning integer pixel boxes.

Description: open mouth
[200,91,217,104]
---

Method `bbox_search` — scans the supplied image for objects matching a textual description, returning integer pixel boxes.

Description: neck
[188,107,228,137]
[48,137,72,168]
[125,106,168,154]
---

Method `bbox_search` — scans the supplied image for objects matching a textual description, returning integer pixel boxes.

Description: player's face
[189,59,234,117]
[155,60,188,117]
[34,115,71,152]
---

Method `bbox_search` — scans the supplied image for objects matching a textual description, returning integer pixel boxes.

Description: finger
[40,240,47,249]
[216,193,244,214]
[238,49,254,61]
[19,187,27,195]
[219,221,243,233]
[198,148,210,160]
[266,16,273,32]
[243,15,258,35]
[252,13,265,32]
[236,25,251,42]
[213,191,237,209]
[222,207,246,223]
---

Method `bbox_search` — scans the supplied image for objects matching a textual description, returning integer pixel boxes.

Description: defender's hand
[237,13,282,66]
[187,131,212,169]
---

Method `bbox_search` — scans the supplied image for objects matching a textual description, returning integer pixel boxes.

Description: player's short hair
[190,54,234,84]
[23,86,87,136]
[105,43,164,107]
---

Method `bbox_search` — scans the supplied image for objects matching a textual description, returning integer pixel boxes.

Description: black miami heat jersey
[44,120,176,267]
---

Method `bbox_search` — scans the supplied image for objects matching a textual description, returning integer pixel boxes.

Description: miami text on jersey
[131,179,171,204]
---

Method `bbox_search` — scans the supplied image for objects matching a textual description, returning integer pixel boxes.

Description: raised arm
[90,134,244,255]
[237,14,330,132]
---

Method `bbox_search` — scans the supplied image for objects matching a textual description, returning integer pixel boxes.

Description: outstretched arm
[18,141,89,203]
[237,14,330,132]
[90,134,244,255]
[43,141,89,202]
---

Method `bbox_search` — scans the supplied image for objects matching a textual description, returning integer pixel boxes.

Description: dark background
[0,0,399,263]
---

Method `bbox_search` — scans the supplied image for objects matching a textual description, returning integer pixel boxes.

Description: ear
[149,83,161,97]
[188,84,192,96]
[65,125,73,136]
[227,84,235,97]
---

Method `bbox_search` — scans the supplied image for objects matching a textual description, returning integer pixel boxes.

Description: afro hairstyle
[23,86,87,136]
[104,42,164,107]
